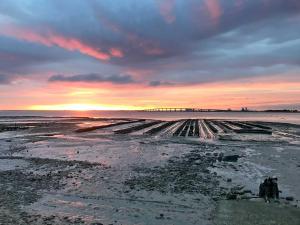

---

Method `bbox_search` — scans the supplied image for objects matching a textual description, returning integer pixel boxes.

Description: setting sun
[28,104,141,111]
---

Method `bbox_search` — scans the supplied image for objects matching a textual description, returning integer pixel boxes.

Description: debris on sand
[217,154,240,162]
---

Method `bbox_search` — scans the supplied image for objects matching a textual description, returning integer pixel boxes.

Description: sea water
[0,110,300,124]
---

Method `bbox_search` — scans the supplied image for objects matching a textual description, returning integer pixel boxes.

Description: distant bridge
[141,108,223,112]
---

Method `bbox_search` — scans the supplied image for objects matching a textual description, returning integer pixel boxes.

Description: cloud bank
[49,73,135,84]
[0,0,299,109]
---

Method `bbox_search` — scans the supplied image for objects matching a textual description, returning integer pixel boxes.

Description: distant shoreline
[139,110,300,113]
[0,109,299,113]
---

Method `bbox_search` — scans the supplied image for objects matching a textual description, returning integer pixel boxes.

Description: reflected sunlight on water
[1,110,300,124]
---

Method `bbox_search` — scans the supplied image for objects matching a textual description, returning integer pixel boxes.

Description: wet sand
[0,117,300,224]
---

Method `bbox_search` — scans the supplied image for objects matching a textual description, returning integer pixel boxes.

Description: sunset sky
[0,0,299,110]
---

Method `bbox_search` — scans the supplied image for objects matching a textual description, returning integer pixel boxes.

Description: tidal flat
[0,117,300,225]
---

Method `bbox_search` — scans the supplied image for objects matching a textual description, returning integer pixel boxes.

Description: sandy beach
[0,116,300,225]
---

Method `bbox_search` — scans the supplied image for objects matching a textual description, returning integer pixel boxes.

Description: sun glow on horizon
[28,104,142,111]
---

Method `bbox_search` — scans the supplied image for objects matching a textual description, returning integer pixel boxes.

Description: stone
[222,155,240,162]
[227,193,237,200]
[286,196,294,201]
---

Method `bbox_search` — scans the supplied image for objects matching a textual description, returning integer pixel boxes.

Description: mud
[125,143,221,195]
[0,156,106,225]
[0,116,300,224]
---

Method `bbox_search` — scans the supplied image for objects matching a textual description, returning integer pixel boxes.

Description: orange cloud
[125,68,155,79]
[1,25,111,60]
[204,0,222,23]
[29,103,139,111]
[1,70,299,111]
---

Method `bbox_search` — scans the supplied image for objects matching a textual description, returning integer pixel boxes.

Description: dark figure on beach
[270,177,279,199]
[259,177,279,202]
[259,180,266,198]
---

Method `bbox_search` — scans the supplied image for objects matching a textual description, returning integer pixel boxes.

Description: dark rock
[217,155,224,162]
[155,213,165,220]
[227,178,232,182]
[232,185,244,191]
[286,196,294,201]
[227,193,237,200]
[222,155,240,162]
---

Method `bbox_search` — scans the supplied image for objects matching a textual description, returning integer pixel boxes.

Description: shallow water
[1,110,300,124]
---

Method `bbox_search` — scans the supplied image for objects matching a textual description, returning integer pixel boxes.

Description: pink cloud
[92,7,165,56]
[109,48,124,58]
[144,47,164,56]
[204,0,223,23]
[235,0,244,9]
[1,25,112,60]
[129,35,165,56]
[125,68,155,79]
[158,0,176,24]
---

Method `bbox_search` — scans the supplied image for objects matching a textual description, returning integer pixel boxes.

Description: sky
[0,0,300,110]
